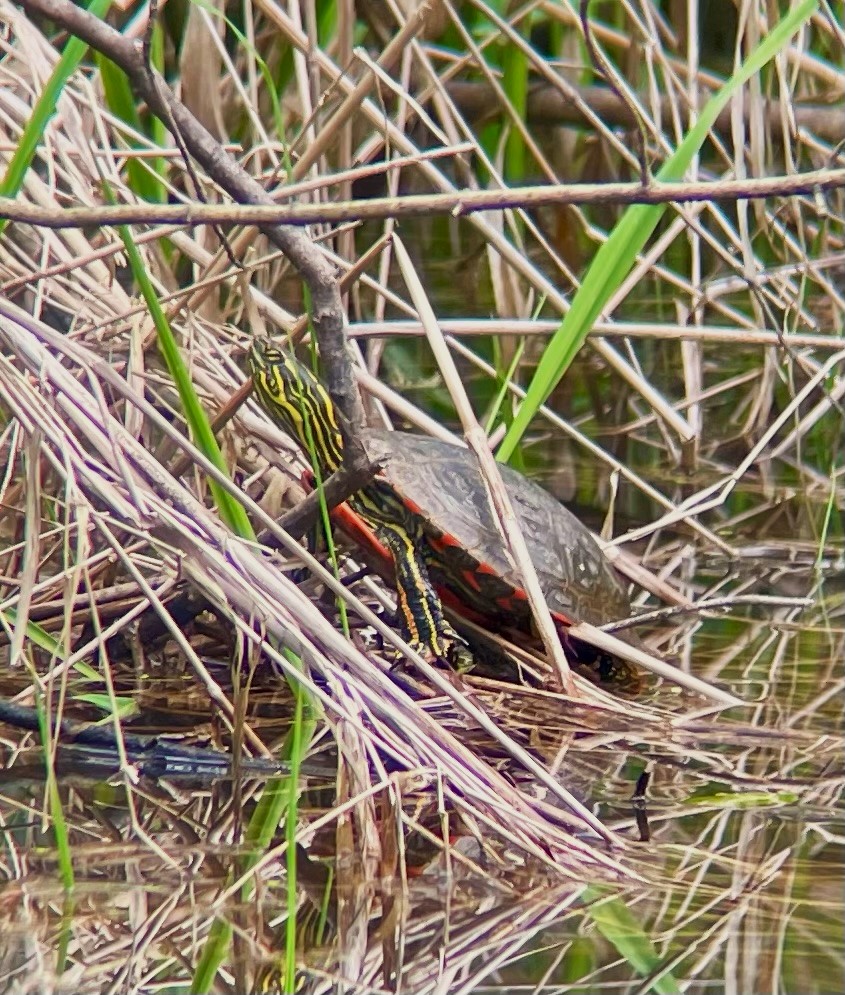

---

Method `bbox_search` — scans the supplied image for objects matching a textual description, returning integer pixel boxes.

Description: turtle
[249,339,639,688]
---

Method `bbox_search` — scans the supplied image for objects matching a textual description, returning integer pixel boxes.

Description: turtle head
[248,338,344,473]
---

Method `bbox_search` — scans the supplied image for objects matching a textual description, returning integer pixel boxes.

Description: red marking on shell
[402,495,424,516]
[304,466,582,634]
[439,588,482,620]
[462,568,483,593]
[429,531,462,551]
[475,560,500,576]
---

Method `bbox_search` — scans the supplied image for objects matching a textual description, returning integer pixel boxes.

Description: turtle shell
[361,432,631,631]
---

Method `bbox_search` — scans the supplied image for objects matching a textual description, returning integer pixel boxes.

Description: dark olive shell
[362,432,631,628]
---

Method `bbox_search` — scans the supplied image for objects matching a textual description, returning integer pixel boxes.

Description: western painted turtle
[249,340,637,686]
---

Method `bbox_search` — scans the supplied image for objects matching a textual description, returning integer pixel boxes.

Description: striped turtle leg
[376,521,474,672]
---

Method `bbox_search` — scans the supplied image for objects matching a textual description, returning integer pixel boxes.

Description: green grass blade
[282,682,313,991]
[502,35,528,182]
[583,886,683,995]
[0,0,113,236]
[192,701,316,991]
[30,685,75,891]
[147,23,169,158]
[816,457,843,566]
[73,693,139,721]
[0,609,64,657]
[105,190,254,539]
[497,0,820,461]
[485,339,525,436]
[190,917,232,994]
[95,54,167,203]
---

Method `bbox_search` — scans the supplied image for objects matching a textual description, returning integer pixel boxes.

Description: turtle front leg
[376,522,474,672]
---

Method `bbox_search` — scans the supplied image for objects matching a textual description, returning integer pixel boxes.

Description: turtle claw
[446,638,475,674]
[424,623,475,674]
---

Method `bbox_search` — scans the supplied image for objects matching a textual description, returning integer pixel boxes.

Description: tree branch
[2,168,843,230]
[16,0,364,431]
[447,81,845,147]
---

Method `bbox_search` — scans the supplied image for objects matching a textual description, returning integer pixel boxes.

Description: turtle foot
[445,638,475,674]
[398,632,475,675]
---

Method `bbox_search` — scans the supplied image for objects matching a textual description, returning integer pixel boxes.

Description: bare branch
[447,81,845,147]
[1,167,843,229]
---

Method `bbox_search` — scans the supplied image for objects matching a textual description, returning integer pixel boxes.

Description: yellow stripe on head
[248,338,344,474]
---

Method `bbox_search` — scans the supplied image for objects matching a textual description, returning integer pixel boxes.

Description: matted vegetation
[0,0,842,992]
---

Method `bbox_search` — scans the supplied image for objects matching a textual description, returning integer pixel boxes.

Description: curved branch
[16,0,364,430]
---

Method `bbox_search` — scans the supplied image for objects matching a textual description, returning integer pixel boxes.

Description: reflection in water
[1,562,841,993]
